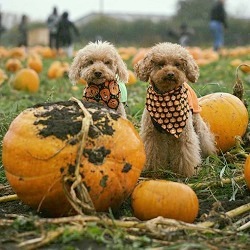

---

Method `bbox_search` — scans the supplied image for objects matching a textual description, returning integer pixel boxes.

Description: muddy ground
[1,182,250,250]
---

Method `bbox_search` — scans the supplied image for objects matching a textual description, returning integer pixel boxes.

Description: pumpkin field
[0,45,250,249]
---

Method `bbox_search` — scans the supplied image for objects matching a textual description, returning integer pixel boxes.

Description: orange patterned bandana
[146,84,190,138]
[83,80,120,110]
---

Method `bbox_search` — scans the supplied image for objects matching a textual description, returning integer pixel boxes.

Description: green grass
[0,51,250,249]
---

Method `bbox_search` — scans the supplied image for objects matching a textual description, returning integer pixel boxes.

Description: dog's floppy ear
[183,56,199,83]
[116,55,129,83]
[134,55,152,82]
[68,50,82,85]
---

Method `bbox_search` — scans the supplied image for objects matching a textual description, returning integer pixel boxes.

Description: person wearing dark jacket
[56,11,79,57]
[18,14,28,47]
[47,7,59,49]
[209,0,227,51]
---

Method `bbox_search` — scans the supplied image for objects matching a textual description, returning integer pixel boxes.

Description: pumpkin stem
[233,64,250,105]
[63,97,96,215]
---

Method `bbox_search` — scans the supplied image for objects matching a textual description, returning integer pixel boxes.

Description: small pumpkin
[230,59,242,67]
[244,155,250,190]
[131,180,199,223]
[27,54,43,73]
[239,63,250,74]
[0,69,8,86]
[0,46,9,58]
[5,58,22,72]
[41,47,56,59]
[8,47,26,60]
[12,68,40,93]
[199,93,248,152]
[77,78,87,85]
[127,70,137,85]
[2,101,145,217]
[132,48,149,66]
[47,61,69,79]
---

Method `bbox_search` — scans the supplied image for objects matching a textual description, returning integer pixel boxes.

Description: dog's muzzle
[146,84,190,138]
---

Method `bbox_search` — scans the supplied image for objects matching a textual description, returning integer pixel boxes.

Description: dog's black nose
[166,72,175,80]
[94,71,102,78]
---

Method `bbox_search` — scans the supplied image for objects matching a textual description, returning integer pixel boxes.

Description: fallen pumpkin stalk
[62,97,95,215]
[0,198,249,249]
[0,209,244,250]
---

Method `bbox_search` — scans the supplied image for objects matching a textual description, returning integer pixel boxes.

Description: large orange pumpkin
[2,101,145,217]
[199,93,248,152]
[131,180,199,223]
[12,68,40,93]
[244,155,250,190]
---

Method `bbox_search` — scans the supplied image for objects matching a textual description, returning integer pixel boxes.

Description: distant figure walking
[179,23,195,47]
[18,14,28,47]
[56,11,79,57]
[47,7,59,49]
[209,0,227,51]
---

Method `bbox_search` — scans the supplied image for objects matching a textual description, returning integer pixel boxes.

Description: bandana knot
[146,84,190,138]
[83,80,120,110]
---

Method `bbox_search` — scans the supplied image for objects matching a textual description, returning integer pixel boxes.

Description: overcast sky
[0,0,249,21]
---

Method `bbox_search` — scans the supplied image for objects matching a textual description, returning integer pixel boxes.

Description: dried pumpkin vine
[62,97,96,215]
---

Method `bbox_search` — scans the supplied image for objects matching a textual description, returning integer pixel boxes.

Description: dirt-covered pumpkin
[244,155,250,190]
[12,68,40,93]
[199,93,248,152]
[131,180,199,223]
[2,100,146,217]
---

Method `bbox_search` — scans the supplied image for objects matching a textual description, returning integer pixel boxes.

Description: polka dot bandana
[83,80,121,110]
[146,84,190,138]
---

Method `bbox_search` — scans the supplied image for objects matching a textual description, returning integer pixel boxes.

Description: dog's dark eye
[175,62,181,67]
[158,62,165,68]
[104,61,111,65]
[88,60,94,65]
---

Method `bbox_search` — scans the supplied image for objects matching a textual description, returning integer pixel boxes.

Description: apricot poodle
[134,42,216,177]
[69,41,128,117]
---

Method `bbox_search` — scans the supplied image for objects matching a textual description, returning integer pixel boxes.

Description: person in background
[209,0,227,51]
[56,11,79,57]
[179,23,195,47]
[18,14,28,47]
[47,7,59,49]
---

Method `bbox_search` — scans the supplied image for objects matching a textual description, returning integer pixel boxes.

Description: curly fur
[134,42,216,177]
[68,41,128,117]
